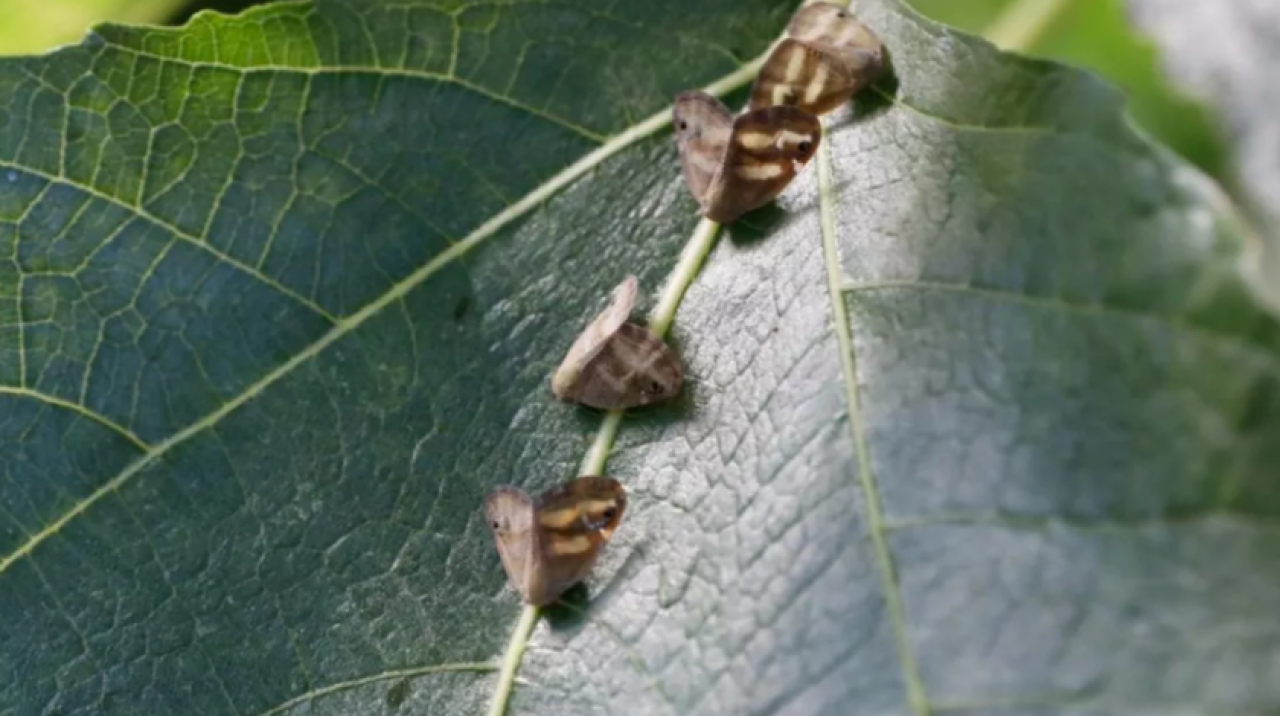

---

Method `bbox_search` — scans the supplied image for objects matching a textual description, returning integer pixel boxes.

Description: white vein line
[0,55,769,577]
[816,114,930,715]
[0,160,339,324]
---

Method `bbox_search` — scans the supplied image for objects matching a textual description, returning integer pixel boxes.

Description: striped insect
[672,90,821,223]
[749,2,885,116]
[551,275,682,410]
[484,476,627,606]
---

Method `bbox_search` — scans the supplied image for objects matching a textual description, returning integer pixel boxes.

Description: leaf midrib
[6,2,1271,714]
[0,45,767,576]
[815,109,931,715]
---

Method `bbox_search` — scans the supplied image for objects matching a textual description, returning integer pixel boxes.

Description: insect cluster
[484,2,885,608]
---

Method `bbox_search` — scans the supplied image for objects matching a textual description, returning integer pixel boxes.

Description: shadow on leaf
[725,203,791,246]
[543,583,593,632]
[543,540,648,634]
[856,46,900,122]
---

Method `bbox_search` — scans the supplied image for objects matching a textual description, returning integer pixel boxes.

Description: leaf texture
[0,1,1278,715]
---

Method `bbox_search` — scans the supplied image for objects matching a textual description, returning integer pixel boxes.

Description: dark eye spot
[836,10,848,18]
[797,140,813,155]
[491,520,501,530]
[602,507,618,520]
[678,120,688,131]
[649,380,665,394]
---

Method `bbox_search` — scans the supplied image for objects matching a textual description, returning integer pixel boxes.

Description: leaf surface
[1,1,1278,715]
[908,0,1227,184]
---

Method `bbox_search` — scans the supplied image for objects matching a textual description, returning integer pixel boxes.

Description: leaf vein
[93,42,609,143]
[0,162,340,323]
[0,385,150,452]
[816,116,931,715]
[253,661,499,716]
[843,279,1280,374]
[0,57,768,577]
[884,509,1280,534]
[118,494,245,716]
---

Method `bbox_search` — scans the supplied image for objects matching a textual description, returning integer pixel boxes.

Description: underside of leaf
[0,1,1278,715]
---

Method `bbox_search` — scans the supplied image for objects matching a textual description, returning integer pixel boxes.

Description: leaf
[0,2,1278,716]
[906,0,1227,190]
[1127,0,1280,314]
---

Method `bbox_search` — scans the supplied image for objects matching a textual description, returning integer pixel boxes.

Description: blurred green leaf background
[0,0,1228,187]
[908,0,1226,183]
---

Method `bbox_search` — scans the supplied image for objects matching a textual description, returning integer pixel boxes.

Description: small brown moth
[749,2,885,116]
[672,90,821,223]
[551,275,682,410]
[484,476,627,607]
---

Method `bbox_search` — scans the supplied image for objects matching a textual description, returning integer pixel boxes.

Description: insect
[672,90,821,223]
[749,2,885,116]
[551,275,682,410]
[484,476,627,607]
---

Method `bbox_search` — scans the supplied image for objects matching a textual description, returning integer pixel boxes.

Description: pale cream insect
[550,275,682,410]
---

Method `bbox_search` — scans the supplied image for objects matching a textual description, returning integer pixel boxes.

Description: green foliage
[0,0,185,57]
[908,0,1227,181]
[1128,0,1280,313]
[0,1,1277,715]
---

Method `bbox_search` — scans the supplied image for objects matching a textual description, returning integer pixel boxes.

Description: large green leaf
[1,1,1278,715]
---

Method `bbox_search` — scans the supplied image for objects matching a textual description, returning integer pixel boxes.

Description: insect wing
[749,38,858,116]
[749,3,885,115]
[787,1,884,75]
[704,105,822,222]
[673,91,734,213]
[552,276,640,401]
[572,322,682,410]
[526,477,627,606]
[484,487,536,602]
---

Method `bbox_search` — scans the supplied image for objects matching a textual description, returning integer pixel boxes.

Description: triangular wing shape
[673,91,734,213]
[552,275,640,401]
[484,487,536,602]
[749,3,885,115]
[702,105,822,223]
[571,322,683,410]
[527,477,627,606]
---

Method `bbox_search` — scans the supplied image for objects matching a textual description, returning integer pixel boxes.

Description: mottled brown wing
[702,106,822,223]
[672,91,734,213]
[748,3,884,115]
[484,487,536,602]
[551,275,639,401]
[749,38,858,116]
[786,1,885,78]
[526,476,627,606]
[570,322,683,410]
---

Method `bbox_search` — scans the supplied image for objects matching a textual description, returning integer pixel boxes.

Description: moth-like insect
[749,2,885,115]
[551,275,682,410]
[484,476,627,607]
[672,90,821,223]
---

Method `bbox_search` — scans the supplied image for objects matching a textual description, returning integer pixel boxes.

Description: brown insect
[551,275,682,410]
[484,476,627,607]
[672,90,821,223]
[749,2,885,116]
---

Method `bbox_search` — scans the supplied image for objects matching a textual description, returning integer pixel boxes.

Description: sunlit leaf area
[1,1,1277,715]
